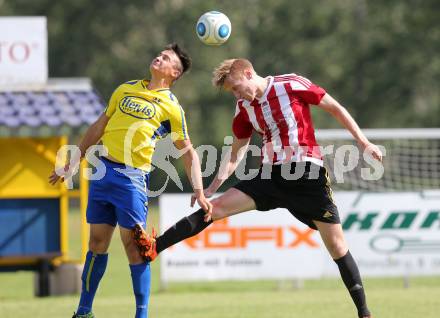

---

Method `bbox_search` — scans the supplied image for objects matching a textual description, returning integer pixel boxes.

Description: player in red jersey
[135,58,382,318]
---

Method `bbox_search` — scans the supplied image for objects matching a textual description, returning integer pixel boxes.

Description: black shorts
[233,162,340,230]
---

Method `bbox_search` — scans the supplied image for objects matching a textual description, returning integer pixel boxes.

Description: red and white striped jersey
[232,74,326,166]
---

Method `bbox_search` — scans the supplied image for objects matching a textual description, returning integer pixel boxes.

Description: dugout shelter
[0,78,104,296]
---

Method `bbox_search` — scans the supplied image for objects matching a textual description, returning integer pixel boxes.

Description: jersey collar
[143,79,171,92]
[256,76,273,102]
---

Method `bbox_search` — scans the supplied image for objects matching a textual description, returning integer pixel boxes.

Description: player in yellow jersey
[49,43,212,318]
[101,73,190,171]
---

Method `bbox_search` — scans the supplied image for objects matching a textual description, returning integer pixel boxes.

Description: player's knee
[327,239,348,259]
[211,199,227,221]
[89,236,108,253]
[123,236,144,264]
[121,233,136,251]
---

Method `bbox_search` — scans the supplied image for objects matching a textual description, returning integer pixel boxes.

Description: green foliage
[3,0,438,131]
[1,0,439,189]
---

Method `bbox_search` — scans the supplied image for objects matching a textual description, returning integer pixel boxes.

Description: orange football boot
[133,224,158,261]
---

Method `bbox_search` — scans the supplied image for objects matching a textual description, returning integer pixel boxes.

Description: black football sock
[156,209,212,254]
[334,251,371,318]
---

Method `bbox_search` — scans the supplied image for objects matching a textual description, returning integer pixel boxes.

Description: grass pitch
[0,207,438,318]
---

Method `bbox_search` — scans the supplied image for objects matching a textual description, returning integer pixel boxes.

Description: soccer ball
[196,11,231,45]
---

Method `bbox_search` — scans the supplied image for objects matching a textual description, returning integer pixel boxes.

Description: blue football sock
[77,251,108,315]
[130,262,151,318]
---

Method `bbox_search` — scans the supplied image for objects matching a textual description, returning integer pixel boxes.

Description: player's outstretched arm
[174,139,213,214]
[48,113,110,185]
[76,113,110,160]
[190,136,251,208]
[316,93,383,162]
[206,136,251,195]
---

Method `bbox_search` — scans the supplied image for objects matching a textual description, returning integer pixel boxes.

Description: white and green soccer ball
[196,11,231,45]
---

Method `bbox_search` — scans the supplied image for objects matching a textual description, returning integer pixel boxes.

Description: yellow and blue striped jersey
[101,79,188,171]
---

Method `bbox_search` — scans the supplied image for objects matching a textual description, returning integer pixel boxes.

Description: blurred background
[2,0,439,192]
[0,1,439,317]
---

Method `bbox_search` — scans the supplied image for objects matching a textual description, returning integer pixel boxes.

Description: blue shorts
[86,157,149,229]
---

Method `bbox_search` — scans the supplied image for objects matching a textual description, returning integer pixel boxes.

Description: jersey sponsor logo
[119,95,156,119]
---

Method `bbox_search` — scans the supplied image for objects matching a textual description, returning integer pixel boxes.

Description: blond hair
[212,58,254,88]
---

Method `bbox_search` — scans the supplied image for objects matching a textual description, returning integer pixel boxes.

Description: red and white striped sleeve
[289,75,326,105]
[232,101,253,139]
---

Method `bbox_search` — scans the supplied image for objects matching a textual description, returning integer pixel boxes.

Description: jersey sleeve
[169,104,189,141]
[232,103,253,139]
[104,85,122,117]
[289,75,326,105]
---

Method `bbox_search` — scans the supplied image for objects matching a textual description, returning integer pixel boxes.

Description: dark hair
[165,43,192,77]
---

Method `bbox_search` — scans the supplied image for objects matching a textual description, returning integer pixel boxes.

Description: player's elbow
[174,139,193,152]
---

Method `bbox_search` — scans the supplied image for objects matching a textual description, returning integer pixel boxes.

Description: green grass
[1,207,439,317]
